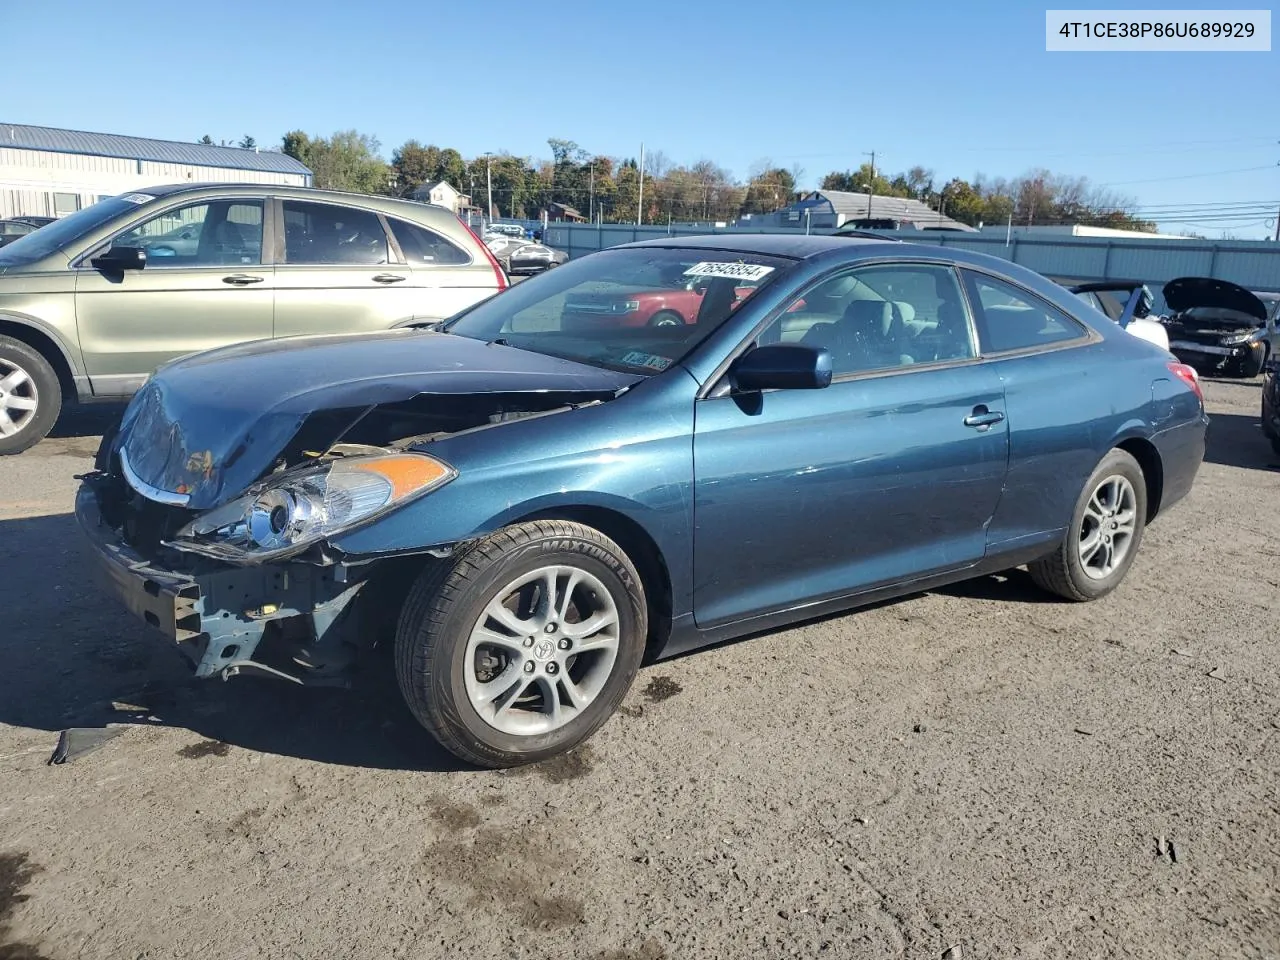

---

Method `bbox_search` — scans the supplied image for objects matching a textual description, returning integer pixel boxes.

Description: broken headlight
[1221,329,1266,346]
[171,453,455,560]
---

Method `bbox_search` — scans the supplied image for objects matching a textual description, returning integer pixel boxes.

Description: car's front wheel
[0,336,62,455]
[1028,448,1148,601]
[648,310,684,327]
[1233,342,1267,379]
[395,520,647,768]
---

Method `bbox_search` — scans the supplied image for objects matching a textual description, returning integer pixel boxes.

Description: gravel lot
[1,379,1277,960]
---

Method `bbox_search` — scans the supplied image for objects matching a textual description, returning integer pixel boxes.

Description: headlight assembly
[170,453,455,561]
[1221,329,1265,346]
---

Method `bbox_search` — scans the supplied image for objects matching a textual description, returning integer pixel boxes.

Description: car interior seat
[801,299,912,371]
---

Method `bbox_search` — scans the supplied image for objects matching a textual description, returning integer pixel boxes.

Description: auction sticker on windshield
[684,261,775,282]
[118,193,156,205]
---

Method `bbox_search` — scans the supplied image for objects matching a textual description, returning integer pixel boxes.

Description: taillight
[460,220,507,291]
[1167,361,1203,403]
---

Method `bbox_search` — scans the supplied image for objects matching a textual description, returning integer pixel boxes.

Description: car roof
[619,233,898,259]
[130,183,460,220]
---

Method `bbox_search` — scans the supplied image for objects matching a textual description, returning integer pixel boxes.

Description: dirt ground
[1,379,1277,960]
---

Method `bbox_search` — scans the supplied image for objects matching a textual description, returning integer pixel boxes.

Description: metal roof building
[770,189,976,232]
[0,122,312,220]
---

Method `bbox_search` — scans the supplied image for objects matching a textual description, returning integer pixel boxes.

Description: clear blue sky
[5,0,1277,235]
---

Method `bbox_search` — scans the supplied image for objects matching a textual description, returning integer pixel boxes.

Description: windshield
[445,247,793,374]
[0,195,151,265]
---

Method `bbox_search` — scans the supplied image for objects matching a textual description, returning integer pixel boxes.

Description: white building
[410,180,472,215]
[0,123,312,220]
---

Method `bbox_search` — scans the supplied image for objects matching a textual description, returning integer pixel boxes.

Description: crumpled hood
[113,329,637,510]
[1163,276,1268,324]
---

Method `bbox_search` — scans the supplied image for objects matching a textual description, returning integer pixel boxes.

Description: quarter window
[966,272,1086,353]
[282,201,389,265]
[762,263,975,377]
[388,218,470,266]
[112,200,264,267]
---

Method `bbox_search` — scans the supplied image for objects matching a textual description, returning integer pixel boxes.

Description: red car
[562,273,763,329]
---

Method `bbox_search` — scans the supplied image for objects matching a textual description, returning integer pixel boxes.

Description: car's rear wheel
[648,310,684,327]
[1028,449,1147,602]
[0,336,62,455]
[395,520,647,768]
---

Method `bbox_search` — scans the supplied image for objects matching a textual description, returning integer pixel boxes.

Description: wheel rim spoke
[4,395,36,411]
[1079,530,1104,564]
[483,598,534,638]
[0,368,29,392]
[0,410,16,436]
[473,663,526,707]
[561,610,617,641]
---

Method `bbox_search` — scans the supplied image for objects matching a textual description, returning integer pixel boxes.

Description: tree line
[202,130,1153,230]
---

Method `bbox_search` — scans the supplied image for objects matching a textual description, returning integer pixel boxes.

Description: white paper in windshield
[684,261,775,282]
[118,193,155,205]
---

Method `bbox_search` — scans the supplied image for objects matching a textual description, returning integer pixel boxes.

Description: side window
[966,272,1087,353]
[113,200,264,267]
[762,263,975,377]
[282,201,389,266]
[388,218,470,266]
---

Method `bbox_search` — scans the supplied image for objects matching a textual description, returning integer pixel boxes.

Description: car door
[383,215,500,321]
[692,262,1010,629]
[961,269,1110,549]
[272,199,420,338]
[74,197,273,397]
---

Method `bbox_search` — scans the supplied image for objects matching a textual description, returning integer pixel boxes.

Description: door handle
[222,274,265,285]
[963,407,1005,428]
[372,273,407,284]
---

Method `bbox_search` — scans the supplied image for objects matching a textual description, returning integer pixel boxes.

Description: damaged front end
[1160,276,1273,376]
[76,330,635,685]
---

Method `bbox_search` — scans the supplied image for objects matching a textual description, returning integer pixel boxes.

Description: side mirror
[91,246,147,271]
[731,343,832,391]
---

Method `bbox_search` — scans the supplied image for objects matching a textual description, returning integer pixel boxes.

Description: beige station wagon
[0,183,508,453]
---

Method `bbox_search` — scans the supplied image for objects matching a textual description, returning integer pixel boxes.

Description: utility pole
[486,156,494,220]
[589,161,595,224]
[637,142,645,227]
[863,150,876,218]
[1274,204,1279,242]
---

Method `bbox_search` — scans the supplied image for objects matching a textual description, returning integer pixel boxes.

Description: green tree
[198,134,214,145]
[238,135,257,149]
[740,165,797,215]
[281,130,388,194]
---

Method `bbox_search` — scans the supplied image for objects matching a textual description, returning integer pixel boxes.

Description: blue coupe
[77,235,1208,767]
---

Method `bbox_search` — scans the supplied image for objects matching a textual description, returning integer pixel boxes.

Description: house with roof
[0,122,312,220]
[409,180,473,215]
[771,190,976,232]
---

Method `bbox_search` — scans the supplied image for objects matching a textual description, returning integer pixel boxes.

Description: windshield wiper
[487,337,511,347]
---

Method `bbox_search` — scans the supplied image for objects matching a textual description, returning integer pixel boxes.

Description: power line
[1099,164,1277,186]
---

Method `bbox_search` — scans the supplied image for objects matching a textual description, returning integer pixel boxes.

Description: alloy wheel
[0,358,39,438]
[464,564,621,736]
[1078,474,1138,580]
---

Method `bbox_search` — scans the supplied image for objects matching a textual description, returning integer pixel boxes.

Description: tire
[395,519,648,768]
[648,310,684,328]
[1028,448,1148,602]
[0,335,62,455]
[1235,343,1266,379]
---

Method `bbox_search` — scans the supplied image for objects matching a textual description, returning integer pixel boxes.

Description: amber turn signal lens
[346,454,455,499]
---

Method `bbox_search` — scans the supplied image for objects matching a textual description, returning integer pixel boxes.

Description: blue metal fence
[541,222,1280,293]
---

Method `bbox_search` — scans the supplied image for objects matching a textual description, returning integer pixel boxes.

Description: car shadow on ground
[1204,410,1280,471]
[0,512,470,773]
[46,402,126,440]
